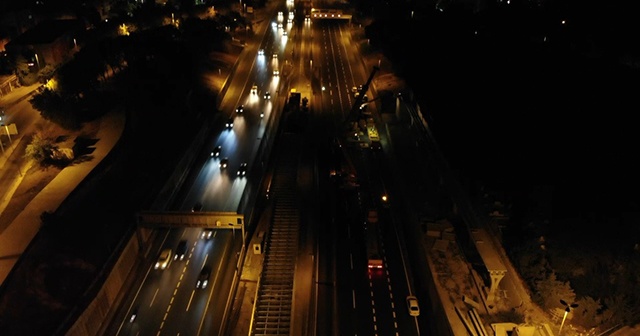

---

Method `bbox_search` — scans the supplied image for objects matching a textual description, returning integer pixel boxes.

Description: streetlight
[559,299,578,335]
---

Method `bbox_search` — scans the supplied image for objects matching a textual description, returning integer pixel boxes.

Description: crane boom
[347,66,379,121]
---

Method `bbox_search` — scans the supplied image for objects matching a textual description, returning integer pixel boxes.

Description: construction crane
[347,66,379,122]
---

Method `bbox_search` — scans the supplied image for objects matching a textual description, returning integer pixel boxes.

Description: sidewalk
[0,106,126,284]
[0,83,41,169]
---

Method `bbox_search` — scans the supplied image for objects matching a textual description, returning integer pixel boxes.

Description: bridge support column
[485,269,507,305]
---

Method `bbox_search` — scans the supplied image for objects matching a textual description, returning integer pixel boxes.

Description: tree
[572,296,603,328]
[14,54,38,85]
[30,89,81,130]
[533,272,575,311]
[24,131,57,164]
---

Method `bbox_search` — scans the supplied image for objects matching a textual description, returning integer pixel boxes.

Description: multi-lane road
[106,2,427,335]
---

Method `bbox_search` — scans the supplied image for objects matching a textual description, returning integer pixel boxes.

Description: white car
[406,296,420,316]
[155,248,172,270]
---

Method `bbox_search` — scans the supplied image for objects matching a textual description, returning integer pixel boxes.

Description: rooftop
[6,19,82,46]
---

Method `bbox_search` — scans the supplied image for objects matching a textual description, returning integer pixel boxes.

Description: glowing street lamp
[559,299,578,335]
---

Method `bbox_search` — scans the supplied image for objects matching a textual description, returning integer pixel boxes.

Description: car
[191,202,203,212]
[282,31,288,36]
[236,105,244,113]
[264,91,271,100]
[155,248,172,270]
[174,240,188,260]
[406,296,420,316]
[273,69,280,76]
[277,23,283,29]
[273,53,278,59]
[211,145,221,158]
[237,163,248,177]
[196,266,211,289]
[219,158,229,169]
[226,118,234,129]
[251,85,258,95]
[201,228,214,240]
[258,49,264,56]
[371,141,382,151]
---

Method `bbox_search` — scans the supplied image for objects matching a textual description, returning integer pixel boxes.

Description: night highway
[104,2,290,335]
[105,2,426,335]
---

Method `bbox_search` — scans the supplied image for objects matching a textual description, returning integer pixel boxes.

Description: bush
[24,132,57,164]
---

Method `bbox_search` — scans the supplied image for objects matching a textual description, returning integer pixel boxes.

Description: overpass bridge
[136,211,246,238]
[309,8,352,21]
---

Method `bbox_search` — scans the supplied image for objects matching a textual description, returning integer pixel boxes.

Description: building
[4,19,83,69]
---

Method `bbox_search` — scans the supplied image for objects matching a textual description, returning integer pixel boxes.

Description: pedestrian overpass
[136,211,246,238]
[310,8,352,20]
